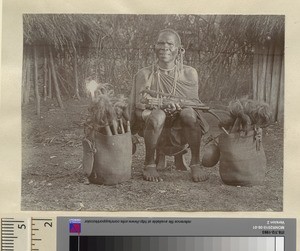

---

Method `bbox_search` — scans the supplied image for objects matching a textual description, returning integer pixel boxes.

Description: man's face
[155,32,180,64]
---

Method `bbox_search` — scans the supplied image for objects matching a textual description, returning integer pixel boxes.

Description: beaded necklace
[155,63,178,98]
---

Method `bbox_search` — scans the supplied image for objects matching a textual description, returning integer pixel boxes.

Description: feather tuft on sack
[217,98,272,186]
[82,80,132,185]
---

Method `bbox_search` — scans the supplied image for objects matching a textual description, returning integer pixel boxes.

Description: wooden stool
[156,146,189,171]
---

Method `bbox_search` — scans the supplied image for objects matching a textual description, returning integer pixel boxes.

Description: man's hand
[163,102,181,115]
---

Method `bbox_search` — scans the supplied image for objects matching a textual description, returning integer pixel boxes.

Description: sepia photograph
[21,14,284,211]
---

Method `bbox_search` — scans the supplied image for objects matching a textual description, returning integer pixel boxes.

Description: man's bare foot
[143,164,163,182]
[190,164,209,182]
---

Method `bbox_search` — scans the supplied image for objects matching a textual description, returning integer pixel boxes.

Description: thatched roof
[219,15,284,45]
[23,14,112,49]
[23,14,284,50]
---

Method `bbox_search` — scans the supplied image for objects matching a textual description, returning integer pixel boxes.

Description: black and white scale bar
[32,219,53,221]
[1,247,15,250]
[2,221,25,223]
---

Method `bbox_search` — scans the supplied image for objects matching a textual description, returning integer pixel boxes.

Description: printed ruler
[1,218,55,251]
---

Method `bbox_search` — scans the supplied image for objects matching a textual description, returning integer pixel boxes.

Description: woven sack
[219,129,266,186]
[82,131,132,185]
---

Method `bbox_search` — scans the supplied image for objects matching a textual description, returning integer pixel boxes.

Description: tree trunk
[22,55,31,105]
[258,46,268,102]
[33,46,41,116]
[72,43,81,100]
[43,46,48,101]
[265,42,275,104]
[48,65,52,99]
[22,51,27,104]
[270,43,282,121]
[256,46,264,102]
[49,48,64,108]
[252,46,259,100]
[277,57,284,124]
[57,72,71,97]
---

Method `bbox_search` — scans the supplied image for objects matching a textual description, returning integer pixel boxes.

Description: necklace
[155,64,178,96]
[158,64,176,72]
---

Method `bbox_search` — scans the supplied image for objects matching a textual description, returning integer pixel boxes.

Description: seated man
[129,29,209,182]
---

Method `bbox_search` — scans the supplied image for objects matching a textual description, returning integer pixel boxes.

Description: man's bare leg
[180,108,208,182]
[156,150,167,170]
[143,110,166,181]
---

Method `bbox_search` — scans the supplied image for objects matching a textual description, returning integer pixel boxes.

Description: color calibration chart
[58,218,296,251]
[69,236,284,251]
[0,217,296,250]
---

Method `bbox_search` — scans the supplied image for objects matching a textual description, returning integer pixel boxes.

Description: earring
[178,47,185,72]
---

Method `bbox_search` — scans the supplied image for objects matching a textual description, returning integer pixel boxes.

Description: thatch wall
[253,40,284,123]
[22,14,284,122]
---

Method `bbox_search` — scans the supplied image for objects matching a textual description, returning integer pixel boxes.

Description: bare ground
[21,99,283,211]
